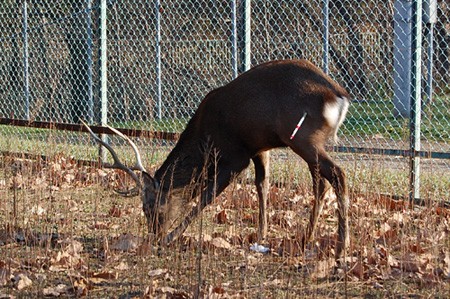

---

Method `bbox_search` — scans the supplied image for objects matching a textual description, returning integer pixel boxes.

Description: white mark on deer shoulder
[324,96,349,142]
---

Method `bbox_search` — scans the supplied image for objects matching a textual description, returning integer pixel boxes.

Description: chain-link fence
[1,0,449,198]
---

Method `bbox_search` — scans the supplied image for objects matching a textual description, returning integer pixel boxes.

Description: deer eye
[153,179,160,190]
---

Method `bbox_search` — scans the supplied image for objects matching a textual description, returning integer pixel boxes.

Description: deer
[82,59,350,260]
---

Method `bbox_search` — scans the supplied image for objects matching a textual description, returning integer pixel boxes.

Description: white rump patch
[323,96,349,142]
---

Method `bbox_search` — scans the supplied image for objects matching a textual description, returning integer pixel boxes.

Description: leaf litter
[0,154,449,297]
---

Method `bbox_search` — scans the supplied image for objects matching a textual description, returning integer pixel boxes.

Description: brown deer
[83,59,350,259]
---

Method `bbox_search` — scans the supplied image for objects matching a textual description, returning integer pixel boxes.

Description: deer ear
[142,171,159,191]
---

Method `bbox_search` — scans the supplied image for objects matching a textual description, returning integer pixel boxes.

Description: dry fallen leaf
[89,271,118,284]
[215,210,228,224]
[72,277,89,297]
[136,242,154,256]
[183,233,213,243]
[350,261,365,279]
[377,229,398,245]
[375,195,409,211]
[210,237,232,250]
[93,221,110,230]
[408,243,425,254]
[114,261,129,271]
[211,285,226,294]
[148,268,167,277]
[13,273,32,290]
[387,254,399,268]
[158,286,190,298]
[110,234,141,252]
[263,278,286,287]
[30,205,46,216]
[435,207,450,217]
[64,173,76,184]
[49,239,85,271]
[62,239,84,256]
[43,284,68,297]
[108,205,122,217]
[49,251,83,272]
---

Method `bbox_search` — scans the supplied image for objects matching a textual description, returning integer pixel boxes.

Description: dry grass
[0,151,449,298]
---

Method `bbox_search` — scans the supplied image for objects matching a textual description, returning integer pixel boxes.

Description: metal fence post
[155,0,162,120]
[424,0,437,105]
[393,0,413,118]
[86,0,94,123]
[99,0,108,127]
[22,1,29,120]
[99,0,108,161]
[231,0,238,79]
[322,0,329,74]
[241,0,251,72]
[409,0,423,202]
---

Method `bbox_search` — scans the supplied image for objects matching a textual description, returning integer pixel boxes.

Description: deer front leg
[162,161,245,245]
[252,151,270,241]
[162,183,215,245]
[162,207,200,245]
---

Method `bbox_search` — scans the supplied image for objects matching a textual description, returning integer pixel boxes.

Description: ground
[0,153,449,298]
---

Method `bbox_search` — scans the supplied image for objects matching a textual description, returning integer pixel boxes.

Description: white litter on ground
[250,243,270,254]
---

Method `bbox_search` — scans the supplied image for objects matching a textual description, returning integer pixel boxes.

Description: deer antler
[81,120,147,197]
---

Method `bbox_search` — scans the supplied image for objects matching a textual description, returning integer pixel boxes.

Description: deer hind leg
[315,151,349,259]
[304,164,331,246]
[292,145,349,259]
[252,151,270,241]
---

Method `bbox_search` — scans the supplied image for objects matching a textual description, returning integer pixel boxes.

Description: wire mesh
[0,0,449,197]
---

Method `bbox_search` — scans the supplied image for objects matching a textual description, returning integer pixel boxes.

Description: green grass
[110,118,189,132]
[0,95,449,183]
[1,94,449,151]
[342,95,450,142]
[343,99,409,140]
